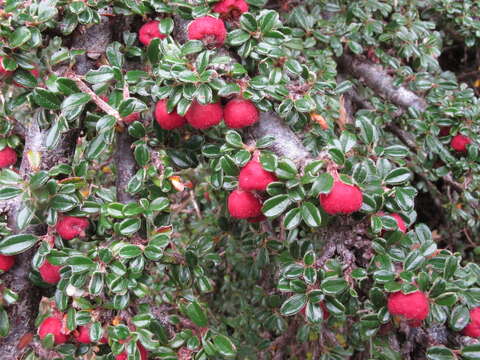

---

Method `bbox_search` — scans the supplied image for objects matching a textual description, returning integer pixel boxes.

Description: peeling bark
[248,112,311,164]
[339,54,427,112]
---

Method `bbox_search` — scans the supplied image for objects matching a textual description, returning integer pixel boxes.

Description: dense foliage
[1,0,480,359]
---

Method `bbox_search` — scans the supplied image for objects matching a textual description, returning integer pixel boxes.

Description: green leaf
[0,234,38,255]
[461,344,480,360]
[280,294,307,316]
[284,208,302,230]
[61,93,90,120]
[301,202,322,227]
[262,194,291,218]
[212,335,237,358]
[9,27,31,48]
[384,168,411,185]
[225,131,243,148]
[85,66,115,84]
[308,173,334,197]
[118,218,141,236]
[32,88,62,109]
[50,194,78,211]
[185,301,208,327]
[0,187,22,200]
[321,277,348,295]
[0,307,9,337]
[119,244,142,259]
[449,305,470,331]
[426,346,455,360]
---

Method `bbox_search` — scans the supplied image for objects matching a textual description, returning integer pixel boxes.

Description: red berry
[387,291,429,325]
[75,325,92,344]
[451,134,472,152]
[154,99,186,130]
[56,216,89,240]
[223,98,259,129]
[463,307,480,338]
[213,0,249,18]
[116,342,148,360]
[239,160,277,191]
[227,189,262,219]
[39,260,61,284]
[0,57,12,76]
[138,21,166,46]
[187,16,227,47]
[0,147,17,168]
[185,101,223,129]
[0,254,15,272]
[38,316,68,344]
[123,112,141,124]
[319,180,363,215]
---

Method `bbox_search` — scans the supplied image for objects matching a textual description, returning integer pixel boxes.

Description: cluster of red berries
[38,315,147,359]
[155,97,259,130]
[227,157,277,222]
[137,0,248,49]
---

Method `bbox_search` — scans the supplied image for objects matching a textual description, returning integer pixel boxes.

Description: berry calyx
[319,180,363,215]
[38,316,68,344]
[123,112,141,124]
[138,20,166,46]
[154,99,186,130]
[185,101,223,129]
[187,16,227,47]
[0,254,15,272]
[463,307,480,338]
[116,342,149,360]
[451,134,472,153]
[0,146,17,168]
[439,126,451,137]
[39,260,61,284]
[239,160,277,191]
[228,189,262,219]
[0,57,12,76]
[387,291,429,326]
[56,216,89,240]
[213,0,249,18]
[223,98,259,129]
[74,325,92,344]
